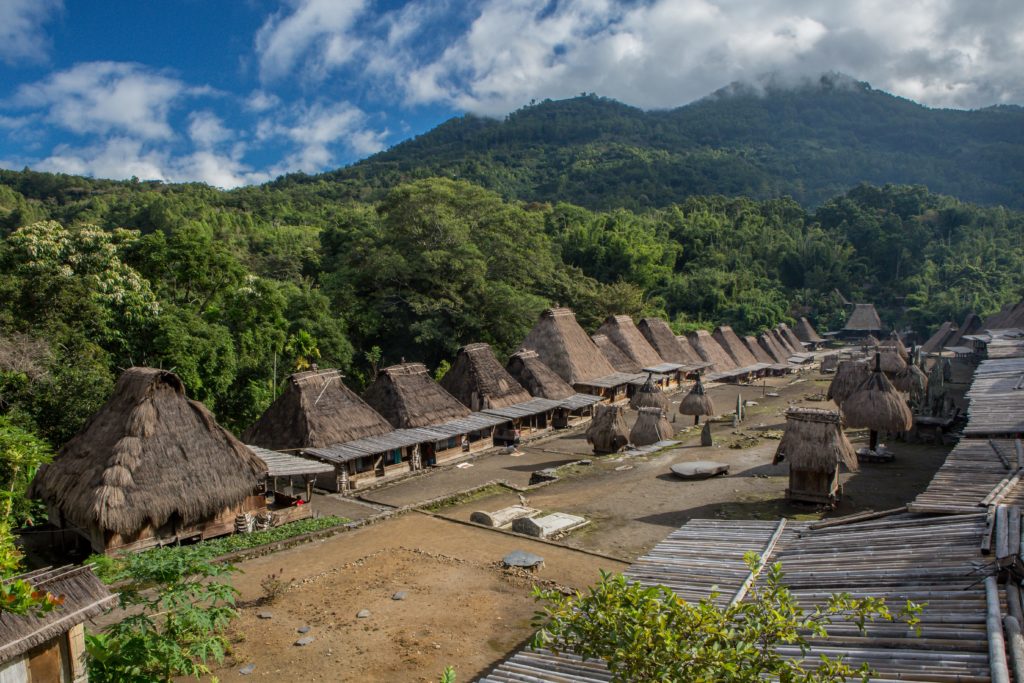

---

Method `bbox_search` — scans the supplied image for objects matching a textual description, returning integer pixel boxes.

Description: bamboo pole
[730,518,786,606]
[1003,615,1024,683]
[1007,583,1024,626]
[986,576,1012,683]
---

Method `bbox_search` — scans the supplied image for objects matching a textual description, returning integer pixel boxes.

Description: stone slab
[670,460,730,480]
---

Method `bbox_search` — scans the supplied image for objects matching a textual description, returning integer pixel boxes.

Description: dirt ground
[211,370,951,681]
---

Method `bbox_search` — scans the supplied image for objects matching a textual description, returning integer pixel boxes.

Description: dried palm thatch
[505,349,575,400]
[596,315,664,367]
[440,343,532,411]
[844,303,882,333]
[363,363,471,429]
[862,334,880,348]
[639,318,702,365]
[686,330,737,372]
[679,376,715,424]
[630,407,673,446]
[592,333,641,373]
[243,369,392,450]
[842,355,913,437]
[758,331,790,363]
[30,367,266,537]
[771,328,799,355]
[777,323,805,352]
[629,373,670,412]
[827,360,870,405]
[675,335,705,365]
[586,404,629,453]
[794,317,825,344]
[886,331,910,360]
[878,348,907,374]
[920,321,957,355]
[520,308,616,385]
[713,326,759,367]
[743,335,775,364]
[892,362,928,398]
[773,408,858,472]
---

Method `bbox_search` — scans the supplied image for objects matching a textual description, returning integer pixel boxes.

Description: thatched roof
[30,367,266,536]
[921,321,957,354]
[505,349,575,401]
[363,363,471,429]
[638,318,702,365]
[770,328,799,355]
[757,331,791,363]
[777,323,805,352]
[827,360,870,405]
[844,304,882,332]
[773,408,858,473]
[878,348,908,374]
[862,334,881,348]
[592,333,642,373]
[947,312,983,348]
[893,363,928,398]
[713,326,759,367]
[595,315,664,368]
[630,407,673,447]
[842,357,913,433]
[675,335,705,365]
[586,404,629,453]
[243,369,392,450]
[520,308,616,385]
[0,565,115,665]
[686,330,736,373]
[629,373,670,412]
[440,343,532,411]
[886,331,909,360]
[679,377,715,416]
[743,335,775,364]
[794,317,825,344]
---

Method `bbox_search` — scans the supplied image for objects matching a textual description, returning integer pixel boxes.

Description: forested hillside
[1,169,1022,456]
[289,75,1024,210]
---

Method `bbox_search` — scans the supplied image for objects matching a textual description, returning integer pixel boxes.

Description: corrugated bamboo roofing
[247,445,334,477]
[964,358,1024,436]
[909,438,1024,514]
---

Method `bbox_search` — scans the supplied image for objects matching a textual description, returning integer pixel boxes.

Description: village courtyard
[211,369,951,682]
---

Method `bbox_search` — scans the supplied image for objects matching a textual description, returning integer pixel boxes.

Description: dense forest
[291,75,1024,211]
[1,167,1023,465]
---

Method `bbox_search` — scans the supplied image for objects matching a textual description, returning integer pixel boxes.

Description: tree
[532,555,921,683]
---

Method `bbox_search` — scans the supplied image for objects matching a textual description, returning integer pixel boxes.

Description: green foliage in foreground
[88,515,348,584]
[532,554,923,683]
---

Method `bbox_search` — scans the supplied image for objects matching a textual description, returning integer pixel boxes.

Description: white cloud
[15,62,191,140]
[262,101,387,171]
[187,111,233,148]
[245,90,281,112]
[0,0,61,64]
[255,0,368,81]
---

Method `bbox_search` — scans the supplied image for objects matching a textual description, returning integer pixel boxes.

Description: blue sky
[1,0,1022,188]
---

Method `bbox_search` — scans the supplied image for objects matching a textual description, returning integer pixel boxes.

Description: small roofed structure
[921,321,958,355]
[440,343,531,411]
[629,373,670,412]
[842,303,883,339]
[363,362,471,429]
[639,318,702,366]
[794,317,825,348]
[30,368,267,554]
[519,308,616,386]
[679,376,715,425]
[592,333,641,373]
[842,353,914,453]
[686,330,736,374]
[585,404,629,454]
[0,565,116,681]
[878,348,908,374]
[595,315,665,368]
[892,363,928,400]
[827,360,870,406]
[947,312,983,347]
[243,369,392,451]
[712,326,759,368]
[506,349,574,401]
[630,407,673,447]
[777,323,804,353]
[773,408,857,505]
[884,331,909,361]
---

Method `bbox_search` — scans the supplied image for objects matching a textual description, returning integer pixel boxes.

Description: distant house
[712,325,760,369]
[0,565,115,682]
[638,318,704,367]
[774,408,858,505]
[686,330,737,374]
[592,333,641,373]
[30,368,267,554]
[841,303,883,339]
[505,349,600,428]
[595,315,665,368]
[794,317,825,349]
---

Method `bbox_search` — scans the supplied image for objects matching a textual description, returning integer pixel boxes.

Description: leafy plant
[259,568,291,604]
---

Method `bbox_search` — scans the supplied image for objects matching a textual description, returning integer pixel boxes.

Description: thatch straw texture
[675,335,705,365]
[794,317,825,343]
[773,408,858,472]
[777,323,805,352]
[827,360,870,405]
[862,334,880,347]
[586,404,629,453]
[595,315,664,367]
[757,332,790,363]
[713,326,759,367]
[639,318,702,365]
[842,365,914,433]
[30,368,266,536]
[592,333,642,373]
[363,363,471,429]
[743,335,775,364]
[505,349,575,400]
[770,328,799,355]
[948,312,982,347]
[886,331,910,360]
[440,343,532,411]
[520,308,616,385]
[686,330,736,372]
[920,321,957,354]
[630,407,673,446]
[844,303,882,332]
[892,363,928,398]
[878,348,907,374]
[679,377,715,416]
[629,374,670,412]
[243,369,392,450]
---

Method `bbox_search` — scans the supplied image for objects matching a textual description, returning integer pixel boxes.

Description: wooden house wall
[787,467,840,504]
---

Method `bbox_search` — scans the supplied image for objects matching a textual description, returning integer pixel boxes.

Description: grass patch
[422,483,506,511]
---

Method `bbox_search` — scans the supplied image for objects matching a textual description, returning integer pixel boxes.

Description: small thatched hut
[506,349,574,401]
[363,363,471,429]
[713,326,759,368]
[630,407,673,446]
[892,363,928,399]
[639,318,702,365]
[629,373,670,412]
[679,376,715,425]
[595,315,665,368]
[30,368,267,554]
[842,354,914,451]
[243,369,393,450]
[519,308,616,386]
[794,317,825,347]
[884,331,910,361]
[592,333,642,373]
[686,330,737,373]
[586,404,629,454]
[827,360,870,406]
[440,343,532,411]
[842,303,883,339]
[878,348,908,374]
[743,335,775,365]
[773,408,857,505]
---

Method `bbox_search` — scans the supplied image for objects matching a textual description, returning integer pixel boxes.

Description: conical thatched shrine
[773,408,857,505]
[843,353,914,451]
[827,360,870,406]
[679,376,715,425]
[440,343,531,411]
[629,373,670,412]
[630,407,673,446]
[586,404,629,454]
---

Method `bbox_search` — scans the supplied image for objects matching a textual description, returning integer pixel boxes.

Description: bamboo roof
[843,303,882,332]
[519,308,616,385]
[505,349,575,401]
[247,445,334,477]
[595,315,664,368]
[909,439,1024,514]
[712,326,759,367]
[638,318,702,365]
[362,363,471,429]
[964,358,1024,436]
[439,343,531,411]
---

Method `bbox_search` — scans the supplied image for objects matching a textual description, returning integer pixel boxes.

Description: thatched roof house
[777,323,804,352]
[794,317,825,344]
[773,408,857,505]
[440,343,532,411]
[713,326,759,367]
[505,349,575,401]
[363,363,471,429]
[243,369,392,450]
[743,335,775,364]
[638,318,702,365]
[586,404,629,454]
[595,315,664,368]
[947,313,983,348]
[686,330,736,373]
[842,355,913,450]
[519,308,616,385]
[630,407,673,446]
[921,321,958,354]
[757,331,791,364]
[827,360,870,406]
[592,333,642,373]
[842,303,883,336]
[629,373,670,412]
[770,328,799,356]
[30,367,267,553]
